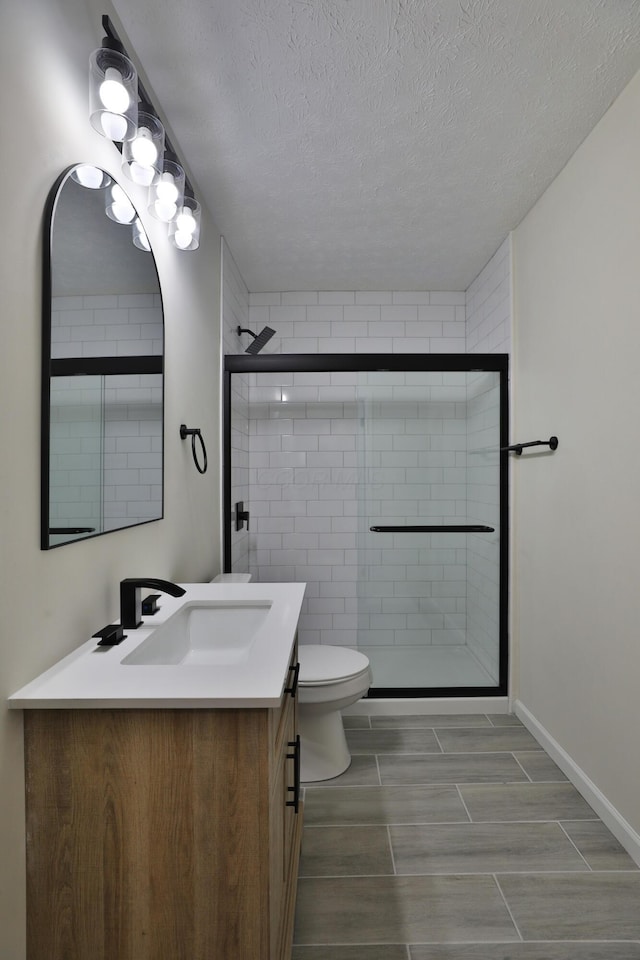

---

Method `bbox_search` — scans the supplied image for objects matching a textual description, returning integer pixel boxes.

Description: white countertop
[8,582,306,709]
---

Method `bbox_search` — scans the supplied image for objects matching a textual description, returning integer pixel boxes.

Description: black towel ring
[180,424,208,474]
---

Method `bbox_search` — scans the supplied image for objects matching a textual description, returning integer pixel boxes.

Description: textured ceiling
[112,0,640,291]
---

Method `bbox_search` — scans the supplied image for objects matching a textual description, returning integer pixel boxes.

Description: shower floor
[359,643,497,690]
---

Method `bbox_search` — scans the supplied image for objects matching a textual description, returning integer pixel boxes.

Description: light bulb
[100,111,128,141]
[156,173,178,204]
[176,209,196,234]
[99,67,130,113]
[128,161,156,187]
[110,200,135,223]
[131,127,158,167]
[152,199,178,222]
[173,230,193,250]
[107,184,135,224]
[132,219,151,251]
[73,165,105,189]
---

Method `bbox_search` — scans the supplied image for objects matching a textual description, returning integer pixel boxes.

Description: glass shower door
[224,355,507,698]
[355,369,505,694]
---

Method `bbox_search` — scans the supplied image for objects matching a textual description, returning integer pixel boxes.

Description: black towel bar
[370,525,495,533]
[502,436,558,455]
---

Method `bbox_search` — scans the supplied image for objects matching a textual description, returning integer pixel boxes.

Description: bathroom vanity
[9,582,305,960]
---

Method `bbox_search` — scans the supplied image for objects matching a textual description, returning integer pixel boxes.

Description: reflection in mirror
[42,165,164,549]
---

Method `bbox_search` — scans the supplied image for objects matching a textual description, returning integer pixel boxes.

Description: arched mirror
[41,165,164,549]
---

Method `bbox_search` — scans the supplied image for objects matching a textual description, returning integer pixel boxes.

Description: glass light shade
[147,159,185,222]
[169,196,201,251]
[105,183,136,224]
[89,44,138,142]
[122,112,165,186]
[70,164,112,189]
[132,218,151,251]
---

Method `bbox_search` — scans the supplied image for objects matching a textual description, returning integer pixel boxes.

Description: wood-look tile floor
[293,714,640,959]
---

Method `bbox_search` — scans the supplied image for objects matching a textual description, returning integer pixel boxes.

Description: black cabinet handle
[286,735,301,813]
[284,662,300,698]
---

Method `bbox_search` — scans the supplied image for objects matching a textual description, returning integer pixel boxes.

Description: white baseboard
[344,696,510,716]
[515,700,640,867]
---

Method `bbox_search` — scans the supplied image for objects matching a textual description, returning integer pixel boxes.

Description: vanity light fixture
[90,15,202,252]
[89,36,138,141]
[122,109,165,186]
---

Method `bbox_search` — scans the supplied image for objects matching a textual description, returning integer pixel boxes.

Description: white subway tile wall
[247,291,467,356]
[223,245,513,683]
[49,376,103,537]
[51,294,163,358]
[465,236,512,354]
[50,295,163,534]
[102,373,163,531]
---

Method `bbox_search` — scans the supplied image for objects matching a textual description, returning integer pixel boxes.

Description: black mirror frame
[41,165,165,549]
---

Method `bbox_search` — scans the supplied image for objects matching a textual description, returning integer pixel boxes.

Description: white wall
[513,69,640,838]
[0,2,221,954]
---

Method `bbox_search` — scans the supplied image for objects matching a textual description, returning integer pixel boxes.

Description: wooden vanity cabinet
[23,645,302,960]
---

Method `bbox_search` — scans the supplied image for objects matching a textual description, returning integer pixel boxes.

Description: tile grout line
[511,749,534,782]
[386,822,399,876]
[455,783,474,822]
[557,820,594,872]
[492,873,525,942]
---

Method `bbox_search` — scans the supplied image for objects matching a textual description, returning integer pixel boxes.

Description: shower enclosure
[224,354,508,697]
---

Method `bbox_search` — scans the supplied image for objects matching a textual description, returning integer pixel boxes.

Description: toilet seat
[298,644,370,685]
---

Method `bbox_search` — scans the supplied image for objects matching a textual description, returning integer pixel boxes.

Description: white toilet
[297,644,372,782]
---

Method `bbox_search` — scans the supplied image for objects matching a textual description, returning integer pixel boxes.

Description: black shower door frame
[223,353,509,698]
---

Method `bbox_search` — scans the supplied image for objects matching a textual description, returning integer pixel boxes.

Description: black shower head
[237,325,276,354]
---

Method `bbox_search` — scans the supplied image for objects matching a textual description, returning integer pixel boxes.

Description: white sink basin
[8,583,306,708]
[121,600,272,666]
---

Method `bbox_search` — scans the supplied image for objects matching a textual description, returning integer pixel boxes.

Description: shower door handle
[369,525,495,533]
[235,501,250,531]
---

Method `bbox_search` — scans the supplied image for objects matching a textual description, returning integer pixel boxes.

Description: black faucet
[120,578,187,629]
